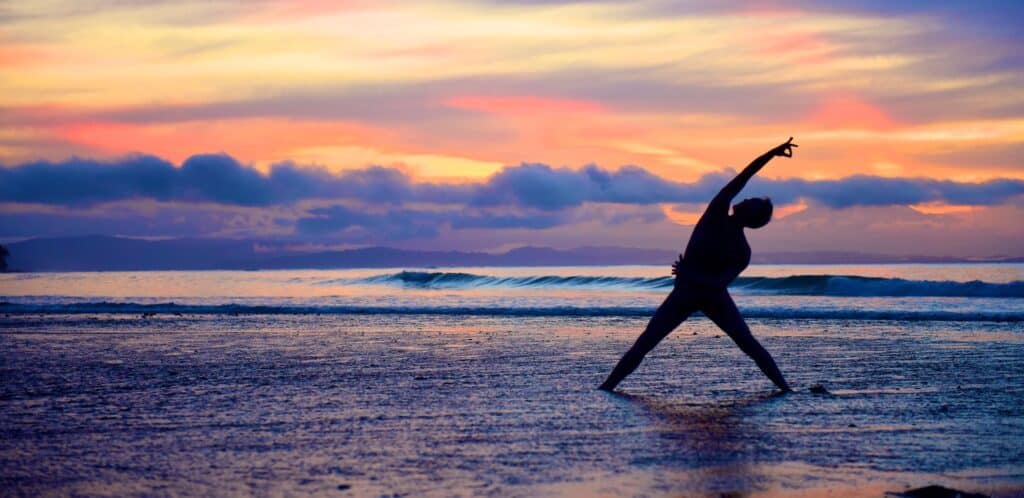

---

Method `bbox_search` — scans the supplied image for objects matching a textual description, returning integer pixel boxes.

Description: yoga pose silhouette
[599,138,797,393]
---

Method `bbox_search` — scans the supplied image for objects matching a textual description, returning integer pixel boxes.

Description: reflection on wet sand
[612,392,780,496]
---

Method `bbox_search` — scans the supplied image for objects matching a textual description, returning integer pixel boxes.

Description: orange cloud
[736,2,808,17]
[241,0,368,22]
[773,199,809,219]
[661,204,702,226]
[808,95,895,130]
[55,118,394,166]
[909,202,979,215]
[443,96,605,116]
[754,30,835,65]
[0,45,56,67]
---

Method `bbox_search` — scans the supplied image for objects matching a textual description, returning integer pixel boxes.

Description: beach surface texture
[2,265,1022,497]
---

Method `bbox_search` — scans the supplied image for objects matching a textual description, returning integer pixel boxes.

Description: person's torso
[678,214,750,284]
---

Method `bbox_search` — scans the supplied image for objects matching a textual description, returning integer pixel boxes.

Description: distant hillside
[6,236,258,271]
[4,236,1022,272]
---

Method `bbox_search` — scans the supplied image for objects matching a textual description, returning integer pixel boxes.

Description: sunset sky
[2,0,1022,256]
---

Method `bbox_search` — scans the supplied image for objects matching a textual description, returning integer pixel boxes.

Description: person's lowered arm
[671,255,736,288]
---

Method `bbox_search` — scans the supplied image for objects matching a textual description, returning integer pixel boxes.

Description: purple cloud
[4,153,1023,212]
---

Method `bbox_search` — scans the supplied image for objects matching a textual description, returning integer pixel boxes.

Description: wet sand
[2,314,1022,497]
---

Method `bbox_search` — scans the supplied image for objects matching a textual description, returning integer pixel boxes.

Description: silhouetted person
[599,138,798,393]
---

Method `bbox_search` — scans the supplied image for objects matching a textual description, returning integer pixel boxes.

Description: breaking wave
[352,271,1024,298]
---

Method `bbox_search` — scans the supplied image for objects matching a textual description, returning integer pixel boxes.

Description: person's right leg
[701,290,791,392]
[599,287,694,391]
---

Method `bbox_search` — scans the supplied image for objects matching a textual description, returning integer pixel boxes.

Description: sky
[1,0,1023,256]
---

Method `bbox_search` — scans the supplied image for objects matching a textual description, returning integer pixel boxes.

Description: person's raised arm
[709,137,797,209]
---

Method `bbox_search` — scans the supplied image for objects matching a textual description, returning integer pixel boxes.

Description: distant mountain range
[4,235,1022,272]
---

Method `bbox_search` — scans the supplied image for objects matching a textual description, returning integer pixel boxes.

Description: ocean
[2,264,1023,496]
[3,264,1023,320]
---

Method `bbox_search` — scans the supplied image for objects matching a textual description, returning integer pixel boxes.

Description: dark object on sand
[809,384,830,394]
[886,484,989,498]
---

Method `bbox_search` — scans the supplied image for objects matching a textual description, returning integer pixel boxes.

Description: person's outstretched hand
[671,253,683,275]
[769,137,798,158]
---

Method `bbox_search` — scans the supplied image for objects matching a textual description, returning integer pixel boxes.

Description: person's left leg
[598,287,695,391]
[701,290,791,391]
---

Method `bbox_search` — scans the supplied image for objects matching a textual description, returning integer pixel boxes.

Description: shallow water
[2,313,1022,497]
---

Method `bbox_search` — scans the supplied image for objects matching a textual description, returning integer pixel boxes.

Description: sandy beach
[3,313,1021,497]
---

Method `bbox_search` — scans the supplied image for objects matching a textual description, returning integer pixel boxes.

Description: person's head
[732,197,773,228]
